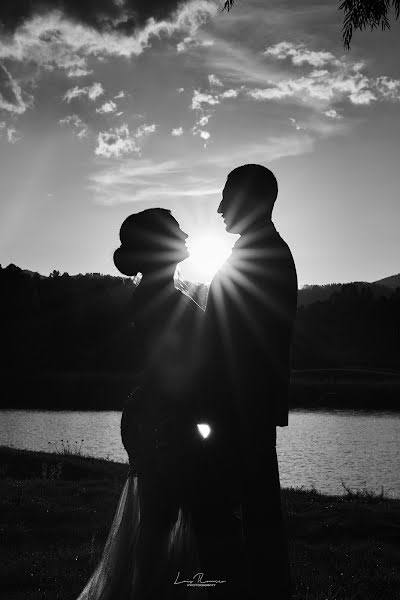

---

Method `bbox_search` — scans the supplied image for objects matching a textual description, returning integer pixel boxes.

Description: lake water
[1,409,399,498]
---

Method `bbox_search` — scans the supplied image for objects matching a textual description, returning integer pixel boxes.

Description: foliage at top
[221,0,400,49]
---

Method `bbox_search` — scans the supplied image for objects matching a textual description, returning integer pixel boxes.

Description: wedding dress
[76,472,204,600]
[76,287,206,599]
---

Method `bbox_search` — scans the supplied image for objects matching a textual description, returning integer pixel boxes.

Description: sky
[0,0,399,286]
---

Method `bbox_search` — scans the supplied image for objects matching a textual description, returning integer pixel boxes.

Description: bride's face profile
[164,218,189,266]
[114,208,189,278]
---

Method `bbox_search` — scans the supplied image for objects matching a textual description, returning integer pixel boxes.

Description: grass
[1,446,399,599]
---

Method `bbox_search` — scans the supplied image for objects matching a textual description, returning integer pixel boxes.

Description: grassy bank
[1,446,399,599]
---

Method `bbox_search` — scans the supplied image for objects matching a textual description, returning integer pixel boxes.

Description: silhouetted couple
[76,164,297,600]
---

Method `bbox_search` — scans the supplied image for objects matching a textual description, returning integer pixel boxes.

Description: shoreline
[1,446,400,599]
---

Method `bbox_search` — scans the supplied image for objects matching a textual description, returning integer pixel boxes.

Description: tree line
[1,263,399,409]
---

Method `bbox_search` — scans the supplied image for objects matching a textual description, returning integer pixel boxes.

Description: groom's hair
[227,164,278,213]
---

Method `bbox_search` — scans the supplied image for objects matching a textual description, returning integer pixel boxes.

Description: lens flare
[197,423,211,439]
[183,232,234,283]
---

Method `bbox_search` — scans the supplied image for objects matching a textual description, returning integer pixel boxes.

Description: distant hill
[373,273,400,289]
[298,277,399,307]
[2,262,399,309]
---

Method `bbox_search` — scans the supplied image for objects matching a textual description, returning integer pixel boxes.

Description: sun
[180,231,235,283]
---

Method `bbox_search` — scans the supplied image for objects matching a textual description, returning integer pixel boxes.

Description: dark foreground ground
[1,446,399,600]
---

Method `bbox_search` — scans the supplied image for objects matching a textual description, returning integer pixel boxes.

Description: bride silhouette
[77,208,204,600]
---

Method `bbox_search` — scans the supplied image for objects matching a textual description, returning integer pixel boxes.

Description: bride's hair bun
[113,246,142,277]
[113,208,174,277]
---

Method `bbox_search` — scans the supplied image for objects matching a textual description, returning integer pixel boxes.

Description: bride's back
[121,283,201,478]
[113,207,201,476]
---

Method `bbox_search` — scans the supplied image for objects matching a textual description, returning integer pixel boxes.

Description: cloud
[87,157,219,205]
[177,87,185,93]
[67,66,93,77]
[96,100,117,114]
[0,0,215,34]
[177,35,214,53]
[247,48,400,111]
[0,121,22,143]
[208,73,223,87]
[189,85,242,147]
[0,2,217,73]
[171,126,183,136]
[289,117,305,131]
[205,134,315,169]
[247,69,378,106]
[263,42,340,68]
[136,123,156,137]
[59,113,88,137]
[191,124,211,148]
[114,90,125,99]
[0,62,31,115]
[200,115,212,126]
[7,127,21,143]
[191,90,220,110]
[87,130,315,206]
[324,109,342,119]
[375,76,400,100]
[63,82,104,102]
[95,122,156,158]
[221,88,238,98]
[76,128,88,139]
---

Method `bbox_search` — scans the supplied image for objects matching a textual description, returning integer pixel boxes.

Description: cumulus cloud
[324,109,342,119]
[177,35,214,53]
[248,47,400,111]
[136,123,157,137]
[199,115,211,126]
[95,122,156,158]
[67,66,93,78]
[191,90,220,110]
[289,117,305,131]
[199,130,210,140]
[0,63,31,115]
[263,41,340,68]
[191,124,211,148]
[0,122,21,143]
[247,70,378,105]
[0,2,217,74]
[63,82,104,102]
[96,100,117,114]
[171,126,183,136]
[189,84,242,147]
[375,76,400,100]
[208,73,223,87]
[0,0,215,34]
[114,90,125,99]
[221,88,238,98]
[7,127,21,143]
[59,113,88,137]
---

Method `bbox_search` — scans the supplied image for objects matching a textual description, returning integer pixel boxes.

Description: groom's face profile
[218,177,250,234]
[218,165,277,234]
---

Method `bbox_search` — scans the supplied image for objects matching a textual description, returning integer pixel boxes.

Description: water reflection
[0,409,399,497]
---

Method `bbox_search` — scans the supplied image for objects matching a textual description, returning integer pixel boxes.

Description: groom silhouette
[193,164,297,599]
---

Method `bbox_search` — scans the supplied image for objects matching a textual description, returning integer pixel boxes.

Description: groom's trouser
[241,427,291,600]
[188,426,291,600]
[186,436,246,599]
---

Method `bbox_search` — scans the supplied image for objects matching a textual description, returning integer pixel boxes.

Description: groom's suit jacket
[201,220,297,460]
